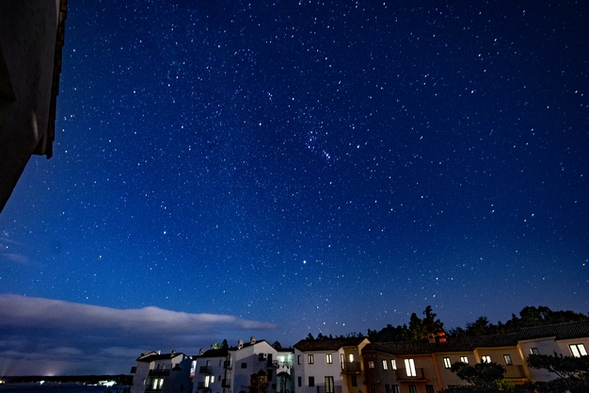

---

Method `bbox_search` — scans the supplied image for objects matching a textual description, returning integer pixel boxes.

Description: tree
[450,361,506,389]
[276,371,291,393]
[527,353,589,380]
[221,339,229,349]
[271,340,282,350]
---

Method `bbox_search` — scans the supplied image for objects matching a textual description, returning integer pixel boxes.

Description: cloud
[0,253,29,264]
[0,294,278,376]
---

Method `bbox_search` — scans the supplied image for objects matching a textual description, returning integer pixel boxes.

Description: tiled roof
[136,351,188,362]
[294,337,367,351]
[228,339,270,350]
[517,320,589,341]
[198,348,229,358]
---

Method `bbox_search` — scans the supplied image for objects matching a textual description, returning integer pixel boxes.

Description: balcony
[395,368,427,382]
[504,365,527,379]
[224,361,232,369]
[199,366,212,374]
[341,361,362,374]
[316,386,342,393]
[149,369,170,377]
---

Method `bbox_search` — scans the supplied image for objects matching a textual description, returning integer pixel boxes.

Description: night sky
[1,0,588,376]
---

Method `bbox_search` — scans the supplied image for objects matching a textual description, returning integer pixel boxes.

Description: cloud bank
[0,294,277,376]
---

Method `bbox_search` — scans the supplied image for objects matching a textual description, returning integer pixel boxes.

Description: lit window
[481,356,491,363]
[340,354,345,370]
[391,359,397,370]
[369,360,375,369]
[325,377,334,393]
[210,376,215,383]
[530,348,539,355]
[443,357,451,369]
[460,356,469,364]
[503,354,512,365]
[308,354,314,364]
[569,344,587,358]
[349,353,354,362]
[326,354,333,364]
[298,355,301,365]
[382,360,388,370]
[404,359,417,377]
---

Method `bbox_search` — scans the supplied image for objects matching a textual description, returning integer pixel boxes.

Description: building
[362,320,589,392]
[0,0,67,211]
[130,350,193,393]
[193,337,281,393]
[293,337,370,393]
[275,348,295,393]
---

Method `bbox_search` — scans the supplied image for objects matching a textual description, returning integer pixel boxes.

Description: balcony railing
[149,369,170,376]
[504,365,526,379]
[341,361,362,373]
[316,386,342,393]
[395,368,427,381]
[199,366,212,374]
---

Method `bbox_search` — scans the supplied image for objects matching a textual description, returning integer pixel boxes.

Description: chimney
[238,340,244,349]
[250,336,256,344]
[199,348,205,355]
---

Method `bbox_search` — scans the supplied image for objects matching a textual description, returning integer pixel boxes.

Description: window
[325,377,334,393]
[326,353,333,364]
[351,376,357,387]
[409,386,417,393]
[503,354,512,365]
[340,354,345,369]
[298,355,301,365]
[530,348,539,355]
[241,362,247,369]
[569,344,587,358]
[385,385,390,393]
[382,360,388,370]
[392,386,400,393]
[371,385,377,393]
[297,377,301,387]
[460,356,469,364]
[391,359,397,370]
[349,353,354,362]
[369,360,375,369]
[308,354,314,364]
[404,358,417,377]
[481,356,491,363]
[426,386,434,393]
[308,377,315,387]
[443,357,452,369]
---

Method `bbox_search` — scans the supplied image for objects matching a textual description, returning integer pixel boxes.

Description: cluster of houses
[129,320,589,393]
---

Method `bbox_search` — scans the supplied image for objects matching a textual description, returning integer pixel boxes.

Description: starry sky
[1,0,588,376]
